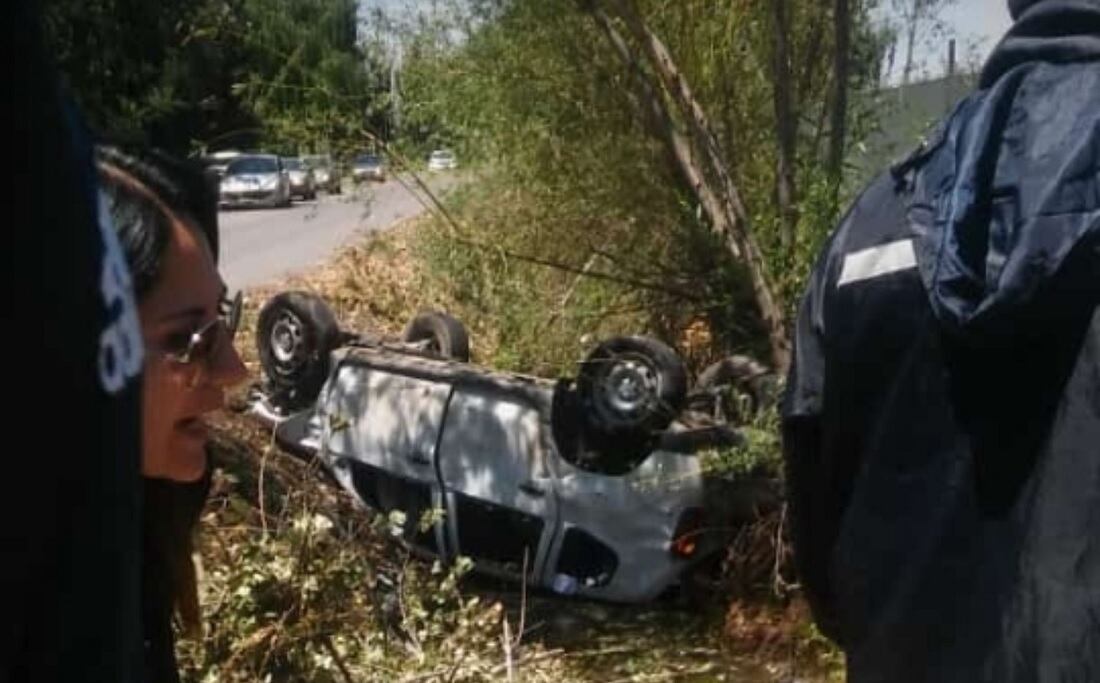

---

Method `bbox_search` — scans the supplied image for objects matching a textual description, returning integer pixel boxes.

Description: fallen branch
[321,634,356,683]
[604,662,720,683]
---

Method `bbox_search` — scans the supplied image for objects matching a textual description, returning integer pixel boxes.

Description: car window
[355,154,381,166]
[283,158,303,170]
[227,156,278,174]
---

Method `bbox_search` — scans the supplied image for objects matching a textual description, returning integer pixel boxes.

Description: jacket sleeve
[781,242,844,643]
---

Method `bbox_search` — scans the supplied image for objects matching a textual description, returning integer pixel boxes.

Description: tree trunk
[901,0,920,86]
[828,0,851,190]
[587,3,732,257]
[585,0,791,373]
[796,9,826,103]
[770,0,798,251]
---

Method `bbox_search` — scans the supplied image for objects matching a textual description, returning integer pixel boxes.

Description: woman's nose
[206,331,249,388]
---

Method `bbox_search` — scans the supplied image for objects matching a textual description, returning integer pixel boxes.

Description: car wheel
[257,292,342,407]
[578,336,687,439]
[401,311,470,362]
[691,355,775,422]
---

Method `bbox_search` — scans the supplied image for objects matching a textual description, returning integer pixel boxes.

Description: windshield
[355,154,381,166]
[283,158,303,171]
[303,155,329,168]
[227,156,278,174]
[430,151,453,160]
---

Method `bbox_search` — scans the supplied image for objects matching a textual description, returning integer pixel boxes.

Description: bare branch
[769,0,798,249]
[587,0,792,371]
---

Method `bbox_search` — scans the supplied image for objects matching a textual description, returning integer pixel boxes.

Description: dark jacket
[782,2,1100,681]
[3,2,144,681]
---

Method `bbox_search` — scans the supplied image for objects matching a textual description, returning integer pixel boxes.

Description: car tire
[692,355,775,422]
[401,311,470,362]
[577,336,687,439]
[257,292,342,407]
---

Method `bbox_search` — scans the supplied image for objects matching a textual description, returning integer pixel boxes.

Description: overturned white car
[251,291,778,603]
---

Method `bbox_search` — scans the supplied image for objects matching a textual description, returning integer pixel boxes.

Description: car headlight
[262,176,278,189]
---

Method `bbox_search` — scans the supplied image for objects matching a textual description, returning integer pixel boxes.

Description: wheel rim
[270,312,306,372]
[599,355,658,419]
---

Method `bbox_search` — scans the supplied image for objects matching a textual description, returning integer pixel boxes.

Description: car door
[436,384,558,581]
[321,358,453,555]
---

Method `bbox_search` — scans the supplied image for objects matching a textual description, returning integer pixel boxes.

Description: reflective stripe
[838,238,917,287]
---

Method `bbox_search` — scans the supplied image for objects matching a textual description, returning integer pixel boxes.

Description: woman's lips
[177,417,208,440]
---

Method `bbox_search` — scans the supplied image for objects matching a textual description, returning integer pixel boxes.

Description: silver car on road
[304,154,341,194]
[283,157,317,200]
[219,154,291,209]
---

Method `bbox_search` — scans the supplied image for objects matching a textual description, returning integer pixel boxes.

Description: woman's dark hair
[96,145,220,297]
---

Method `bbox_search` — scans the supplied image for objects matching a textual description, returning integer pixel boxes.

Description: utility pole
[390,44,401,139]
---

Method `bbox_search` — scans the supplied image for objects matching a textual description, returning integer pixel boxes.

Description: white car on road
[427,149,458,172]
[219,154,291,209]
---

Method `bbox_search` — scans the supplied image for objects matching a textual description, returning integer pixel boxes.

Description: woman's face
[138,217,248,481]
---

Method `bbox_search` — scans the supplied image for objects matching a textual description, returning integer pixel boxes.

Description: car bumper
[219,189,281,208]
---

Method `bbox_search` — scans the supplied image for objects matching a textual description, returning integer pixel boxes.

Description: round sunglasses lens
[189,327,220,363]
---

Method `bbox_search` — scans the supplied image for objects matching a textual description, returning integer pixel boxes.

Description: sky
[359,0,1016,82]
[941,0,1014,51]
[900,0,1014,82]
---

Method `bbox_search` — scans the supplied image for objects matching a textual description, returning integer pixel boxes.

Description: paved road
[219,176,447,291]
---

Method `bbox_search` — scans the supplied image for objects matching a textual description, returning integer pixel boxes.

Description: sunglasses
[162,291,243,366]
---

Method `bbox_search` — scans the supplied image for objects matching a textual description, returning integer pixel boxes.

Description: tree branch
[828,0,851,191]
[769,0,799,250]
[586,0,792,371]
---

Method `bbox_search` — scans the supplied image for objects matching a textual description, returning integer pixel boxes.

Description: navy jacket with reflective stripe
[782,2,1100,681]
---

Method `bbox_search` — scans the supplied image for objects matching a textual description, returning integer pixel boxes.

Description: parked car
[303,154,341,194]
[219,154,291,209]
[352,153,386,183]
[201,149,242,179]
[427,149,457,171]
[249,292,779,603]
[282,157,317,200]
